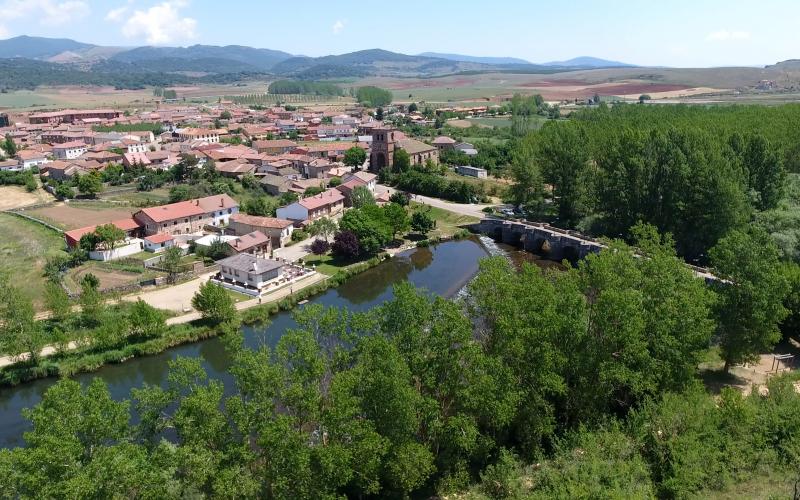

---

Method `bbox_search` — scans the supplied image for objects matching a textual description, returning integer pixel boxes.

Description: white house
[16,150,50,170]
[455,165,488,178]
[215,253,286,293]
[143,233,175,253]
[276,189,345,222]
[342,171,377,193]
[53,141,88,160]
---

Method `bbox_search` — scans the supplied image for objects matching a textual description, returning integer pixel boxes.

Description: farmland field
[26,203,136,230]
[0,185,53,210]
[0,213,67,310]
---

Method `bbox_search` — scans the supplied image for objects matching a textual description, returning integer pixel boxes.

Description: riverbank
[0,237,491,447]
[0,250,393,387]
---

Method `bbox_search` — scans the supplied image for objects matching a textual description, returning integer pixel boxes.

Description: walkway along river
[0,238,490,448]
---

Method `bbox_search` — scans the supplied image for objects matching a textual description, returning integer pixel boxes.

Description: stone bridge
[478,218,720,283]
[479,219,604,263]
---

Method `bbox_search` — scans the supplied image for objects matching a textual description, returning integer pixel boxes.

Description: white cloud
[706,30,751,42]
[0,0,90,35]
[332,19,346,35]
[112,0,197,45]
[105,6,128,22]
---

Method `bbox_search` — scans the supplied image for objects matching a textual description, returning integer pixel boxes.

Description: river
[0,237,491,448]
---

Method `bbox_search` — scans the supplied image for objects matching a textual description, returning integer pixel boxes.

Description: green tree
[44,282,71,322]
[308,217,337,242]
[192,282,236,325]
[339,205,392,254]
[128,299,166,339]
[161,246,184,284]
[389,191,410,206]
[392,149,411,174]
[93,223,125,250]
[536,122,590,226]
[243,196,276,217]
[411,210,435,236]
[343,146,367,167]
[3,134,17,156]
[375,107,384,121]
[351,185,375,209]
[79,274,103,326]
[0,277,45,364]
[383,203,410,239]
[77,172,103,198]
[710,228,790,372]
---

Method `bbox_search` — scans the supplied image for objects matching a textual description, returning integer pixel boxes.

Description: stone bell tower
[369,127,395,172]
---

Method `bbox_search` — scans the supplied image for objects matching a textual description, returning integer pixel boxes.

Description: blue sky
[0,0,797,67]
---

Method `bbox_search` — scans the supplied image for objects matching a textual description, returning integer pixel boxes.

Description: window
[185,218,188,223]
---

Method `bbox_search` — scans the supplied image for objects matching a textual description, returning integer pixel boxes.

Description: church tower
[369,127,395,172]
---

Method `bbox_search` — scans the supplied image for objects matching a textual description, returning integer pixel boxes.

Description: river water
[0,237,491,448]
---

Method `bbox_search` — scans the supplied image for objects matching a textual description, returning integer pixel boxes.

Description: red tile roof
[299,189,345,210]
[136,201,205,223]
[230,213,293,229]
[145,233,174,244]
[64,218,141,247]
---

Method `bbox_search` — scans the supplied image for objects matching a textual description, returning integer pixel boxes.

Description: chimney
[220,197,223,207]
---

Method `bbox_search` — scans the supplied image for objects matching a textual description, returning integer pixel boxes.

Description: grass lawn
[444,170,509,196]
[302,253,365,276]
[0,213,67,310]
[225,289,251,304]
[409,202,479,238]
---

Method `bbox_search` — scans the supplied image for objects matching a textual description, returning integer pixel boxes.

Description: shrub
[310,239,330,255]
[479,448,523,499]
[291,229,309,242]
[332,230,360,258]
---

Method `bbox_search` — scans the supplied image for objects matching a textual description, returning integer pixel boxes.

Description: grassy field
[409,202,479,237]
[0,213,67,310]
[103,188,172,206]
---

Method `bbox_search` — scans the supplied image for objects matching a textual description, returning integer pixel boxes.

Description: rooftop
[231,213,294,229]
[217,252,285,274]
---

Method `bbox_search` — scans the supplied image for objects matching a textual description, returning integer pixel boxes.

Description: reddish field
[592,83,691,94]
[521,79,590,87]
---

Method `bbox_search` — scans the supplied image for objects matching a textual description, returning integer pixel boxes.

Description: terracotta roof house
[227,230,272,257]
[64,217,142,248]
[252,139,297,154]
[215,159,256,178]
[143,233,175,253]
[133,194,239,235]
[432,136,457,151]
[276,189,345,223]
[52,140,88,160]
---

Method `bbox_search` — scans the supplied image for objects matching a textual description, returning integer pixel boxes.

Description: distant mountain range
[0,35,646,91]
[543,56,635,68]
[418,52,533,66]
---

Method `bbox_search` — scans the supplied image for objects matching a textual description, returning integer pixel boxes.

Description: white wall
[276,203,308,221]
[89,239,144,261]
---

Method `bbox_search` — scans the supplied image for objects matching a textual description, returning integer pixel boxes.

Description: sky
[0,0,797,67]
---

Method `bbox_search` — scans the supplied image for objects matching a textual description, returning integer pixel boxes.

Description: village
[0,100,495,317]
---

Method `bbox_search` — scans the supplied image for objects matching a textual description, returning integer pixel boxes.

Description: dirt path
[0,185,52,210]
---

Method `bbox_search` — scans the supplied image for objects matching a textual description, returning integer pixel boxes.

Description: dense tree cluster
[511,104,793,261]
[267,80,345,96]
[355,86,392,107]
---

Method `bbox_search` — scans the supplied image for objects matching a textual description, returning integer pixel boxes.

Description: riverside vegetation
[1,222,798,498]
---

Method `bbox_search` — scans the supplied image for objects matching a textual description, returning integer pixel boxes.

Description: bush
[479,448,522,499]
[310,239,330,255]
[291,229,309,242]
[332,230,360,258]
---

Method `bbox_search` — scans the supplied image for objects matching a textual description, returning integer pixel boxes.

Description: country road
[376,184,493,219]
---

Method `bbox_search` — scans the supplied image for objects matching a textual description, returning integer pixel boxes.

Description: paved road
[273,238,313,262]
[376,184,492,219]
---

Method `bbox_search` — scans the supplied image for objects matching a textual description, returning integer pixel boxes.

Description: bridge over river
[478,218,719,283]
